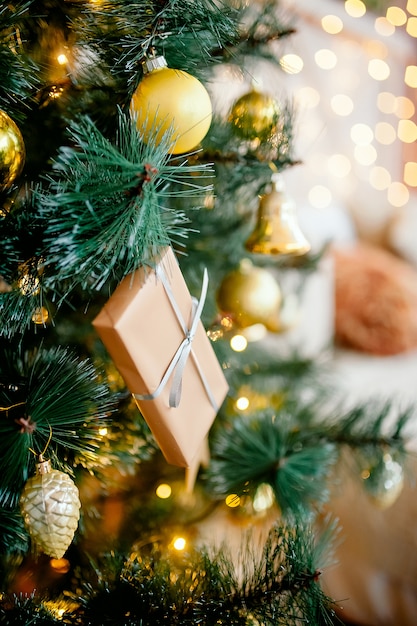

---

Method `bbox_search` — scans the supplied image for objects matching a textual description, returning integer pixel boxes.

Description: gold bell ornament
[245,173,311,256]
[130,53,212,155]
[228,87,280,143]
[20,455,81,559]
[216,259,282,332]
[0,109,25,192]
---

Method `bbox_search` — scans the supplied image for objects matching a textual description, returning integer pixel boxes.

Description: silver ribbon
[134,264,219,411]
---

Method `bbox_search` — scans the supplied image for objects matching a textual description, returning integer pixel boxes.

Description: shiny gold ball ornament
[0,109,25,192]
[216,259,282,331]
[229,88,280,142]
[131,55,212,155]
[20,455,81,559]
[362,453,404,509]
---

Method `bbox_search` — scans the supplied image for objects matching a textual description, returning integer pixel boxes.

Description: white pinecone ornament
[20,455,81,559]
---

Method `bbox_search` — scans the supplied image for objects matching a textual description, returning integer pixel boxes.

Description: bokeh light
[321,14,344,34]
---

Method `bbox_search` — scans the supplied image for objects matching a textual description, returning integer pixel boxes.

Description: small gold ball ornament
[229,88,280,142]
[131,55,212,155]
[0,109,25,192]
[216,259,282,331]
[20,455,81,559]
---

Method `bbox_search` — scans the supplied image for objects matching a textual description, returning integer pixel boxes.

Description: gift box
[93,246,228,467]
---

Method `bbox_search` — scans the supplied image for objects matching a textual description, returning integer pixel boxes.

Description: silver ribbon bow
[134,265,218,411]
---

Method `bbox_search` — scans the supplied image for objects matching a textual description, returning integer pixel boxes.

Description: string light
[404,162,417,186]
[321,14,344,34]
[235,396,250,411]
[280,53,304,74]
[172,536,186,551]
[230,334,247,352]
[225,494,240,508]
[345,0,367,18]
[156,483,172,499]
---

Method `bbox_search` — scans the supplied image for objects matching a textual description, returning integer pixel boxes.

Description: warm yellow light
[330,94,354,116]
[387,182,409,207]
[225,494,240,508]
[398,119,417,143]
[156,483,172,499]
[99,426,108,436]
[230,334,248,352]
[407,17,417,36]
[31,306,49,325]
[57,53,68,65]
[280,54,304,74]
[308,185,332,209]
[394,96,415,119]
[321,14,344,34]
[173,537,186,551]
[375,122,396,145]
[345,0,366,18]
[350,123,374,145]
[49,558,71,574]
[374,17,396,36]
[368,59,390,80]
[327,154,352,177]
[236,396,250,411]
[405,65,417,87]
[369,166,391,190]
[404,162,417,186]
[386,6,407,26]
[354,144,377,166]
[295,86,320,109]
[253,484,275,512]
[377,91,397,114]
[314,49,338,70]
[408,0,417,16]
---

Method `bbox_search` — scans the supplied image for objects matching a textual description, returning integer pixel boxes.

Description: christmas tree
[0,1,414,624]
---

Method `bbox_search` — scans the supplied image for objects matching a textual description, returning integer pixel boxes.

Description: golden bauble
[20,457,81,559]
[131,58,212,155]
[216,260,282,331]
[229,89,280,142]
[0,109,25,192]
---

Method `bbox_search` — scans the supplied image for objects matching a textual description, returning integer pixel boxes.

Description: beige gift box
[93,246,228,467]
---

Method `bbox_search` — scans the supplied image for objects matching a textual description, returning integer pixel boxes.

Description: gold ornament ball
[0,109,25,192]
[131,63,212,155]
[229,89,280,142]
[20,458,81,559]
[217,260,282,331]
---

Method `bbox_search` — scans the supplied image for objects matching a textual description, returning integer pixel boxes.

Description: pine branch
[72,0,240,89]
[22,518,338,625]
[0,344,115,507]
[206,409,339,518]
[38,112,213,293]
[206,398,414,518]
[0,2,40,118]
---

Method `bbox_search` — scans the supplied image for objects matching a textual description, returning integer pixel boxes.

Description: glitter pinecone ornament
[20,455,81,559]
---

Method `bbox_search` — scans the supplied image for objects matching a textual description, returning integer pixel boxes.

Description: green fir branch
[0,344,114,507]
[39,112,213,293]
[0,2,40,117]
[73,0,240,87]
[61,519,339,625]
[206,409,339,518]
[206,398,414,518]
